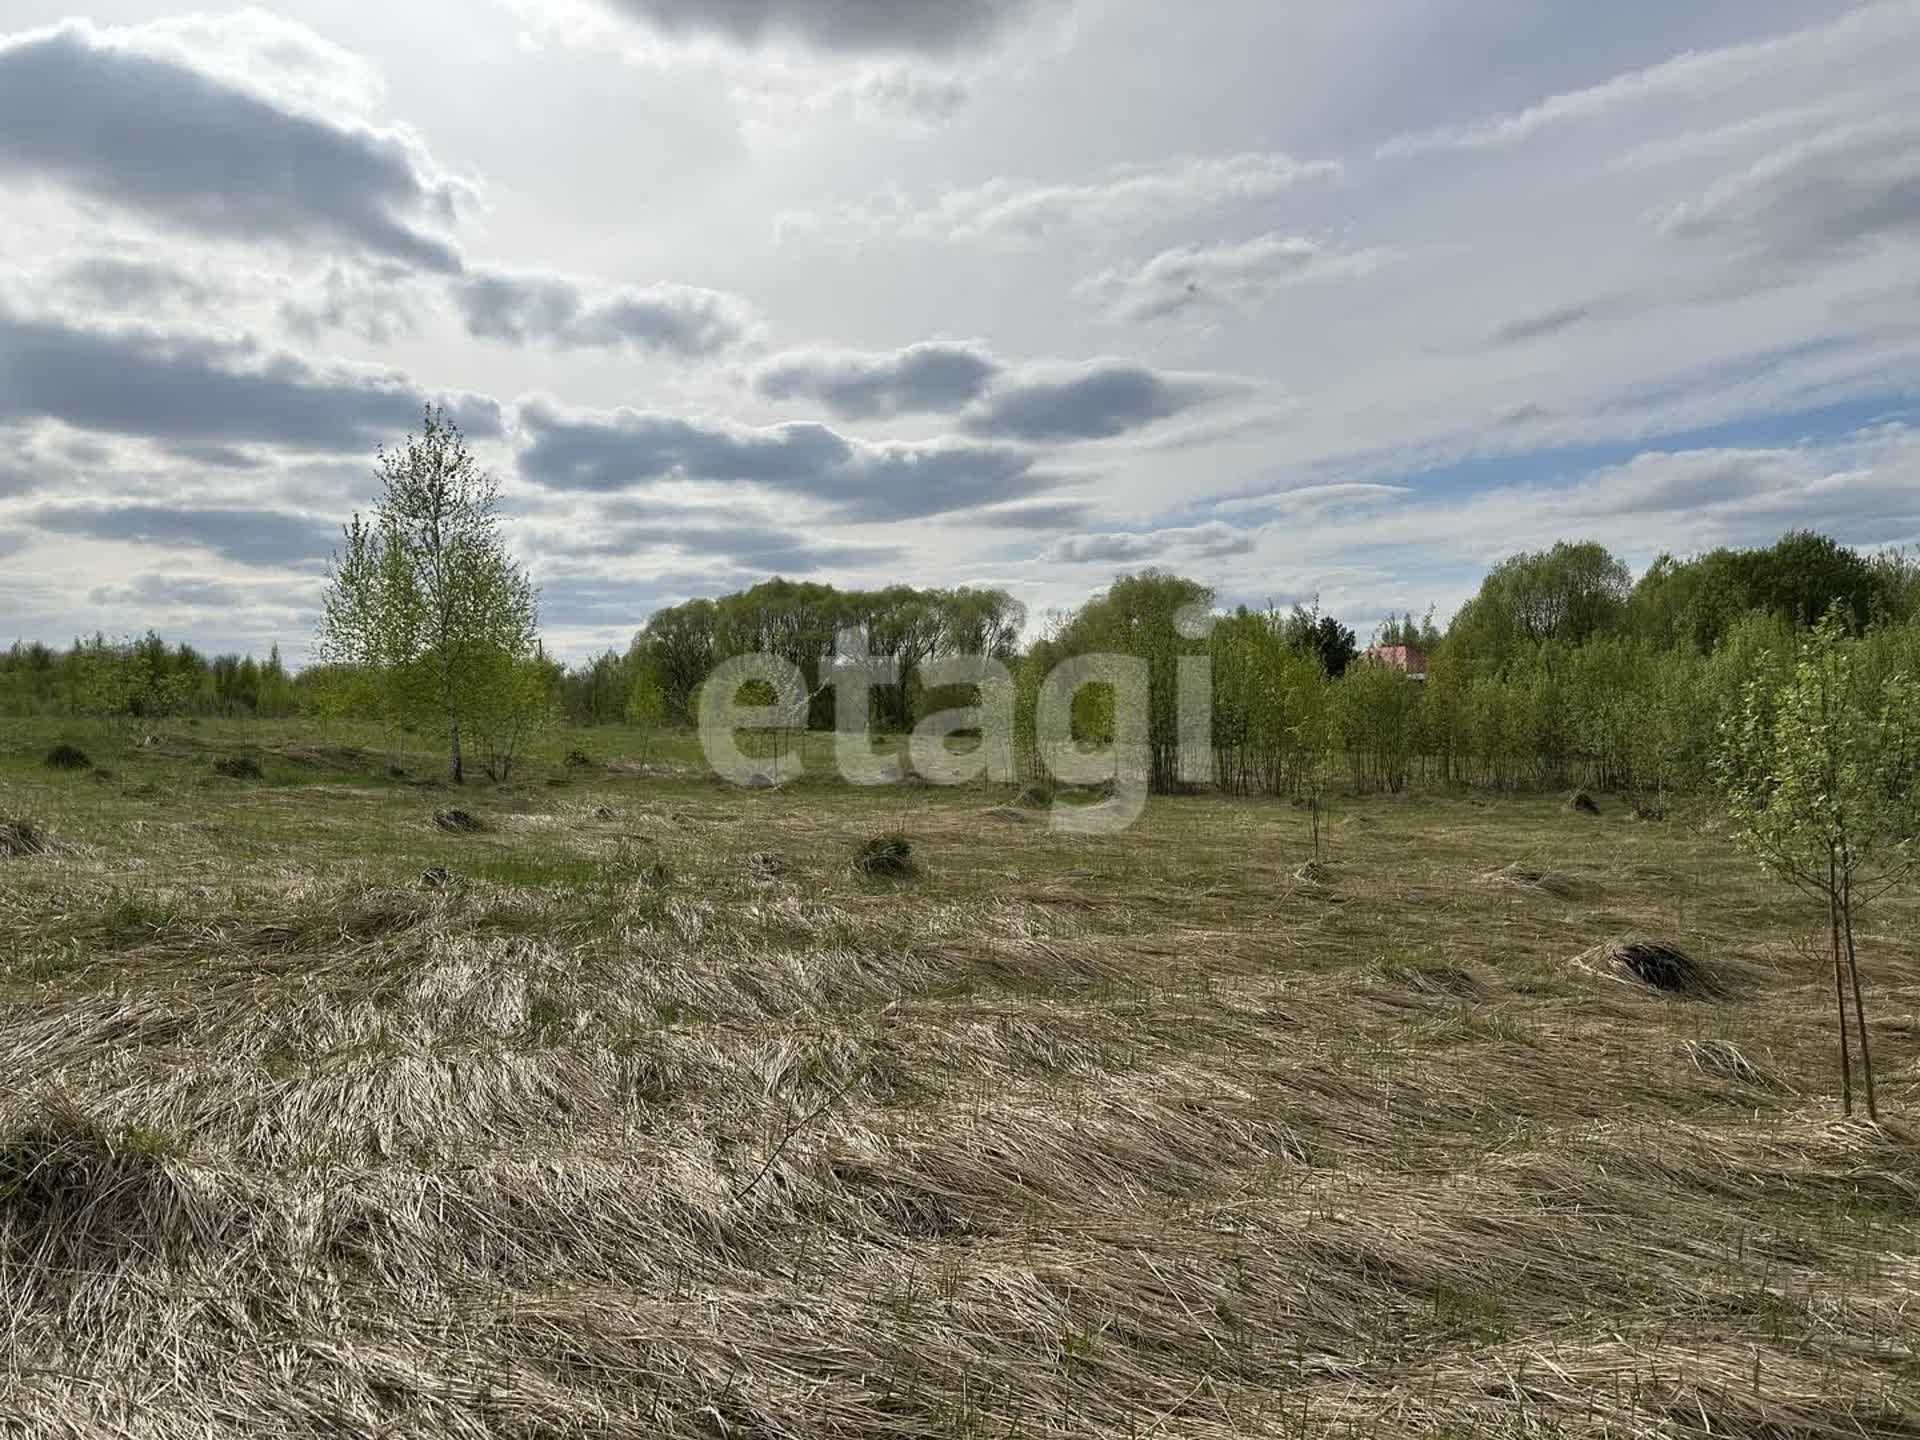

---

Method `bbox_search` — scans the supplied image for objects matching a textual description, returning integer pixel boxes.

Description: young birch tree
[1716,609,1920,1120]
[318,406,539,783]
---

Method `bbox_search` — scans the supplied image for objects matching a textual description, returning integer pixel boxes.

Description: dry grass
[1,737,1917,1437]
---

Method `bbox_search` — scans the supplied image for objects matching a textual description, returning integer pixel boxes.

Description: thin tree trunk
[1839,870,1878,1122]
[449,706,463,784]
[1827,848,1853,1116]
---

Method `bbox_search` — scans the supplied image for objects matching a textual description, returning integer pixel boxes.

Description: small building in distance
[1363,644,1430,680]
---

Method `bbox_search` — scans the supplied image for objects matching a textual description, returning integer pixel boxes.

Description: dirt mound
[1632,805,1668,822]
[212,755,264,780]
[433,809,489,834]
[1477,863,1587,900]
[44,743,92,771]
[1568,790,1601,816]
[0,818,49,858]
[854,834,918,879]
[1579,937,1725,998]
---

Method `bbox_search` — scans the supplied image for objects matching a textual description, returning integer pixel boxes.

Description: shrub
[212,756,263,780]
[854,834,918,879]
[44,743,93,772]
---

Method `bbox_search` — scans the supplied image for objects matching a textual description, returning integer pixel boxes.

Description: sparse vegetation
[0,721,1914,1436]
[853,832,917,878]
[0,816,49,857]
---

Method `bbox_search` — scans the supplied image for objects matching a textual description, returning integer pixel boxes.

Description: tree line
[0,632,300,721]
[8,409,1918,806]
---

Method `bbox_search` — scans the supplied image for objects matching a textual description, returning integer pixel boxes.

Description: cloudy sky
[1,0,1917,660]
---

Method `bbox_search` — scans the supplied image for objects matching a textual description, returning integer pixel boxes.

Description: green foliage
[1634,531,1891,652]
[1338,656,1420,794]
[624,664,667,765]
[1450,540,1632,672]
[1043,571,1214,793]
[316,406,540,782]
[632,582,1025,731]
[1716,609,1920,1118]
[1282,600,1360,678]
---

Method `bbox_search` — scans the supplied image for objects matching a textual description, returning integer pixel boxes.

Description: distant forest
[5,530,1917,799]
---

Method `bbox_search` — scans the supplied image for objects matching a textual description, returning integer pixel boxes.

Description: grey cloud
[962,363,1240,443]
[561,497,900,571]
[1487,304,1593,347]
[600,0,1053,57]
[639,523,896,571]
[517,402,1046,518]
[27,503,341,568]
[753,342,999,418]
[1045,521,1255,565]
[1569,448,1809,517]
[0,306,499,453]
[964,499,1099,530]
[84,575,308,610]
[0,20,464,271]
[280,265,425,346]
[454,268,757,357]
[856,71,971,122]
[1079,234,1391,324]
[1214,482,1410,517]
[168,443,268,470]
[56,256,221,310]
[1661,118,1920,268]
[537,572,753,631]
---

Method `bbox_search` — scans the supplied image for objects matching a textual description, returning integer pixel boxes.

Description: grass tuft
[854,833,918,879]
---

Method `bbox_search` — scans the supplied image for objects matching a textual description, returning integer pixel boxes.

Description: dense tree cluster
[0,633,298,721]
[557,580,1028,732]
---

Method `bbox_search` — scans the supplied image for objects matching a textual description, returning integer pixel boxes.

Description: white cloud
[1045,520,1256,566]
[1078,234,1395,323]
[779,152,1339,247]
[1377,1,1920,159]
[1660,118,1920,269]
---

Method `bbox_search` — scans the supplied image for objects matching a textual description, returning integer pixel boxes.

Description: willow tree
[318,407,539,783]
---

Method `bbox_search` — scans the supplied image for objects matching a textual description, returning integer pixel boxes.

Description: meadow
[0,716,1915,1437]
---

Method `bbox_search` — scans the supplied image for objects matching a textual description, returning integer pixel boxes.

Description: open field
[1,719,1917,1438]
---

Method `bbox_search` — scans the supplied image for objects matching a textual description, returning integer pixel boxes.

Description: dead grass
[0,736,1915,1437]
[0,817,49,857]
[1478,860,1590,900]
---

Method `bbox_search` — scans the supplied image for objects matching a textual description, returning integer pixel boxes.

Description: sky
[1,0,1917,662]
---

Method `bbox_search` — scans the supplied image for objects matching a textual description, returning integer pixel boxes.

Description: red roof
[1365,645,1430,674]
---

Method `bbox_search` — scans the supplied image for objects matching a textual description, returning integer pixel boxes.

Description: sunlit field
[1,717,1916,1438]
